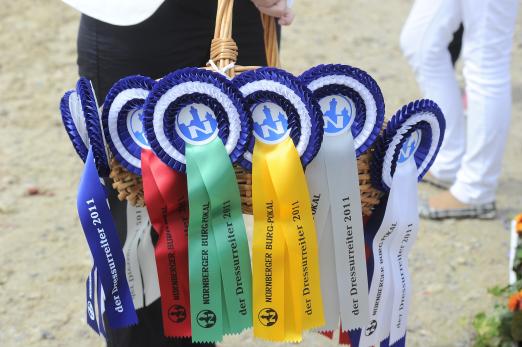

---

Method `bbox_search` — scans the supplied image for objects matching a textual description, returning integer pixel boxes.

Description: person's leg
[400,0,464,183]
[449,0,518,205]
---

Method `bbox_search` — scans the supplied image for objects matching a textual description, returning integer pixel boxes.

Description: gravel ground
[1,1,521,346]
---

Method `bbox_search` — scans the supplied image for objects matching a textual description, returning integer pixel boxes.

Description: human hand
[251,0,295,25]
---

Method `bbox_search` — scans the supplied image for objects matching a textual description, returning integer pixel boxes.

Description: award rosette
[143,68,253,343]
[359,99,445,347]
[61,77,138,330]
[101,76,161,312]
[102,75,156,175]
[299,64,385,337]
[61,84,106,335]
[60,88,89,162]
[233,67,324,342]
[78,77,111,177]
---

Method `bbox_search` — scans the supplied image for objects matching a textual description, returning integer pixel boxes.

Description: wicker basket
[110,0,383,216]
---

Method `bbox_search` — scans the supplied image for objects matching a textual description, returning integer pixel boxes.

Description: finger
[278,9,295,25]
[256,0,287,18]
[251,0,279,9]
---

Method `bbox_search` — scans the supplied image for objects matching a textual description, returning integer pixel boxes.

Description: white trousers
[400,0,518,204]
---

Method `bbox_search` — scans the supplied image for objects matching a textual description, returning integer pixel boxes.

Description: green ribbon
[186,139,253,342]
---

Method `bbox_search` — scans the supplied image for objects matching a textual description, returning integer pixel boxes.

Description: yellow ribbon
[252,136,324,341]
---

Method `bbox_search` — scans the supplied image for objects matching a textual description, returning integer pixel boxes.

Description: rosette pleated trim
[371,99,445,192]
[60,90,89,162]
[142,67,251,173]
[233,67,324,171]
[76,77,111,176]
[299,64,385,156]
[102,75,156,176]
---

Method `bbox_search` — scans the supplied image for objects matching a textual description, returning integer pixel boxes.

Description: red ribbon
[142,150,191,337]
[339,322,353,345]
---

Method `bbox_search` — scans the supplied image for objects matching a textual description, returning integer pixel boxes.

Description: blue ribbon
[77,147,137,328]
[86,266,99,334]
[96,270,107,337]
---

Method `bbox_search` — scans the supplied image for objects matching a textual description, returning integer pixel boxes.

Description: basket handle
[261,13,280,67]
[210,0,280,77]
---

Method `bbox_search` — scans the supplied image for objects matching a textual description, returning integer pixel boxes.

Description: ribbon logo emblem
[398,130,421,163]
[87,301,95,321]
[318,95,354,136]
[365,320,378,336]
[196,310,217,328]
[127,108,150,149]
[176,104,218,145]
[252,103,289,144]
[258,308,279,327]
[168,305,187,323]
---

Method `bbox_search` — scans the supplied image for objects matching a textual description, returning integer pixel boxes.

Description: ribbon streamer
[300,64,384,335]
[305,133,369,331]
[186,140,253,336]
[77,147,137,328]
[388,157,419,347]
[359,158,418,347]
[62,83,135,330]
[123,204,160,309]
[358,99,445,346]
[234,67,325,341]
[142,150,192,338]
[143,68,253,342]
[185,147,226,341]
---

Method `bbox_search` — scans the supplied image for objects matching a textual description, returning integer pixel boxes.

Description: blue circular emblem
[252,102,290,144]
[102,75,156,175]
[318,95,355,136]
[233,67,324,171]
[299,64,385,156]
[128,108,150,149]
[397,129,422,164]
[175,103,219,146]
[371,99,446,192]
[143,68,250,173]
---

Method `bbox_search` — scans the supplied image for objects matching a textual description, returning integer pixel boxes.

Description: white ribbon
[306,131,369,331]
[388,158,419,345]
[207,59,236,79]
[360,157,418,347]
[124,204,160,309]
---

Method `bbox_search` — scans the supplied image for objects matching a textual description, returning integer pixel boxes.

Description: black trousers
[76,1,269,346]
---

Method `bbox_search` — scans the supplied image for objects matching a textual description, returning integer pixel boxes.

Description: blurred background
[0,0,521,346]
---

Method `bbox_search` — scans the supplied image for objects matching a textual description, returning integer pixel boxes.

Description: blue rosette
[60,90,90,162]
[102,75,155,176]
[232,67,324,171]
[75,77,111,177]
[299,64,385,157]
[371,99,445,192]
[142,67,251,172]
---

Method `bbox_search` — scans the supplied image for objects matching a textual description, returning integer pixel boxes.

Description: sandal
[419,191,496,220]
